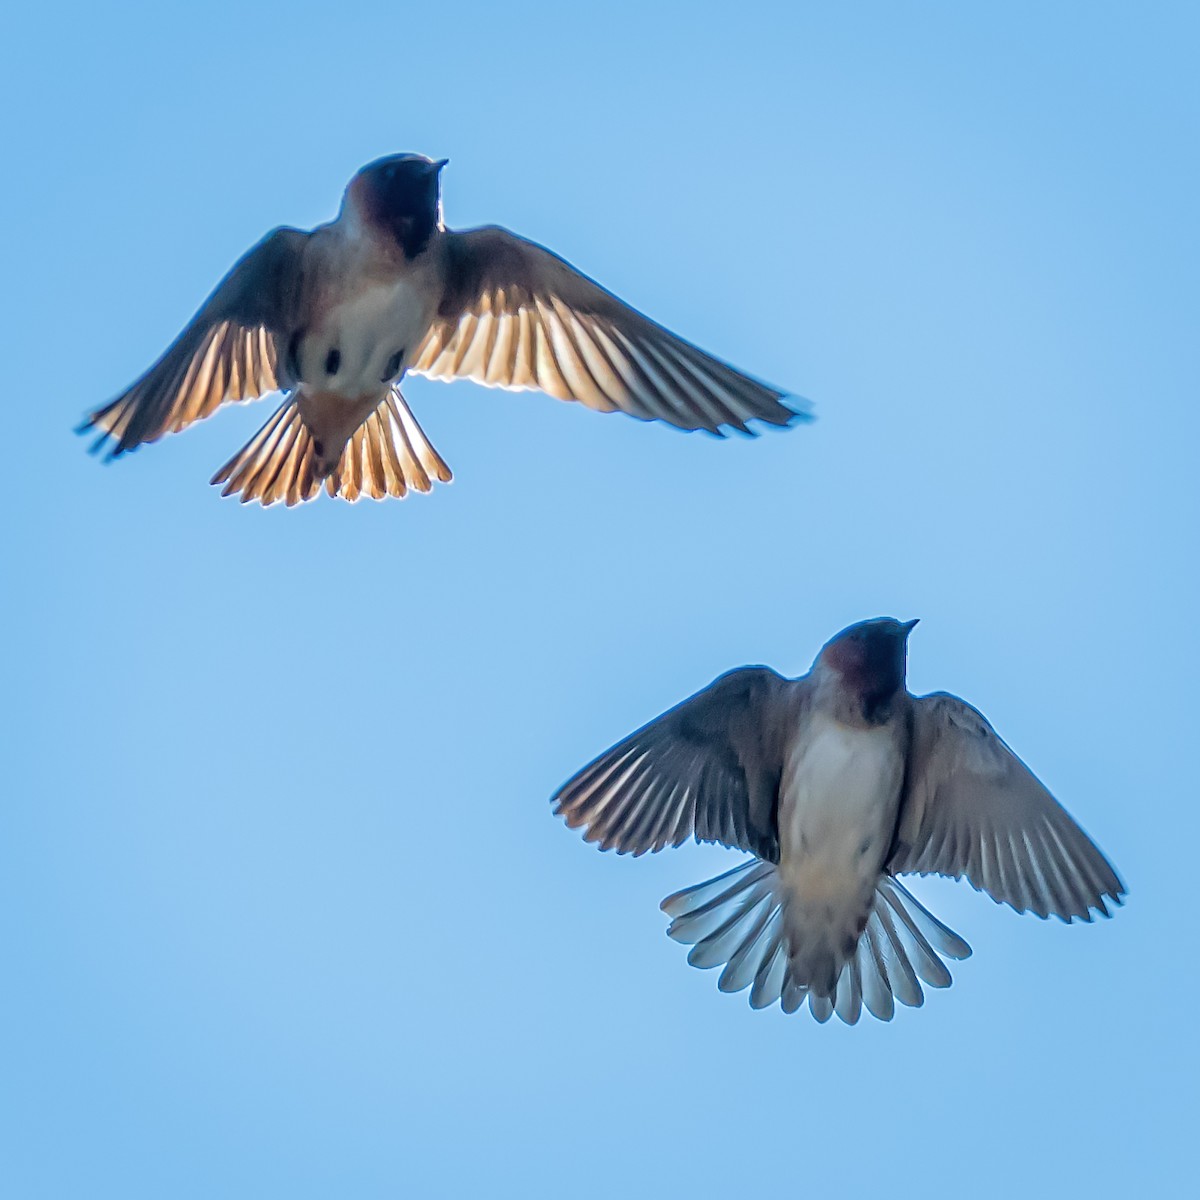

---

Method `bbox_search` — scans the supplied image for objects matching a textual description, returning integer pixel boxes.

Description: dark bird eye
[325,348,341,376]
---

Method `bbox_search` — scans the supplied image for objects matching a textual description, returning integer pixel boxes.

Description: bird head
[817,617,919,713]
[347,154,448,256]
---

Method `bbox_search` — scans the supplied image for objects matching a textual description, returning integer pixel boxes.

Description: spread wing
[412,226,803,435]
[79,227,310,458]
[890,693,1125,921]
[551,667,801,860]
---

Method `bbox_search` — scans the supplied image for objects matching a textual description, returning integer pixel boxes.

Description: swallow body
[552,618,1125,1024]
[283,207,445,477]
[79,154,803,506]
[779,711,905,995]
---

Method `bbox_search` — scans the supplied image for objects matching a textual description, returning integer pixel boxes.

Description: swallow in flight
[80,154,804,506]
[553,618,1124,1023]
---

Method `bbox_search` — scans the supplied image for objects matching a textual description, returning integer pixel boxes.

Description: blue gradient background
[3,2,1196,1195]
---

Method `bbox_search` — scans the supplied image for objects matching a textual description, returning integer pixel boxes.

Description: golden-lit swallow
[78,154,805,506]
[552,618,1124,1024]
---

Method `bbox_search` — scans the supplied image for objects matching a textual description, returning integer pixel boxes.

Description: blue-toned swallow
[553,618,1125,1023]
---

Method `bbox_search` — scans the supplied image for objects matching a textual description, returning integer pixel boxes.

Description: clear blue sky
[3,2,1196,1195]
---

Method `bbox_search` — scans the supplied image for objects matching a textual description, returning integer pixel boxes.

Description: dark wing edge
[890,692,1126,922]
[551,666,797,860]
[78,226,308,459]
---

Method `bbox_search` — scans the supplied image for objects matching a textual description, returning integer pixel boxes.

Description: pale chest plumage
[297,228,443,401]
[778,712,904,905]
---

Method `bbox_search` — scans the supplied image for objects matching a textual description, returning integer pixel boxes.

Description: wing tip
[683,394,813,440]
[779,392,816,426]
[722,391,814,438]
[77,400,165,462]
[75,412,120,461]
[1089,885,1128,922]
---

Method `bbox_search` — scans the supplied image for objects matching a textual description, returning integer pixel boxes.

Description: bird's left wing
[552,667,801,860]
[411,226,802,435]
[890,693,1125,921]
[79,226,310,458]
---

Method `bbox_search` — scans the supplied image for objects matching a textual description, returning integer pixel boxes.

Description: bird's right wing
[412,226,804,435]
[552,667,802,860]
[79,226,310,458]
[890,693,1125,921]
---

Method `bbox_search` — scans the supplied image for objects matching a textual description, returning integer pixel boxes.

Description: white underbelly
[778,715,903,907]
[301,279,433,398]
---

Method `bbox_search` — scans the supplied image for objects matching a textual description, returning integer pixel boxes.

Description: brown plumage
[79,154,805,506]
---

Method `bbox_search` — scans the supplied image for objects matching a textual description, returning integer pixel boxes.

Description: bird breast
[778,713,904,904]
[299,275,438,400]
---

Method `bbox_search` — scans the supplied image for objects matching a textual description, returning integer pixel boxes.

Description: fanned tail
[661,861,971,1024]
[209,389,452,507]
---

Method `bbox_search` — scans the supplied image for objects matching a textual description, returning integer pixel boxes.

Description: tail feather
[685,874,778,969]
[718,900,782,994]
[879,884,956,988]
[749,932,788,1010]
[662,861,972,1024]
[835,955,863,1025]
[209,389,452,507]
[858,918,896,1021]
[211,394,315,506]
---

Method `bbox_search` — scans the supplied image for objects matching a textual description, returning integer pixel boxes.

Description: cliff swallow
[79,154,804,506]
[552,618,1124,1023]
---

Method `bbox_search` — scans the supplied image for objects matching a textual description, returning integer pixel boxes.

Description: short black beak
[902,618,920,637]
[431,158,449,172]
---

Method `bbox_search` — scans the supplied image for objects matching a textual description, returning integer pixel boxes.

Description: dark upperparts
[354,154,446,259]
[820,618,918,721]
